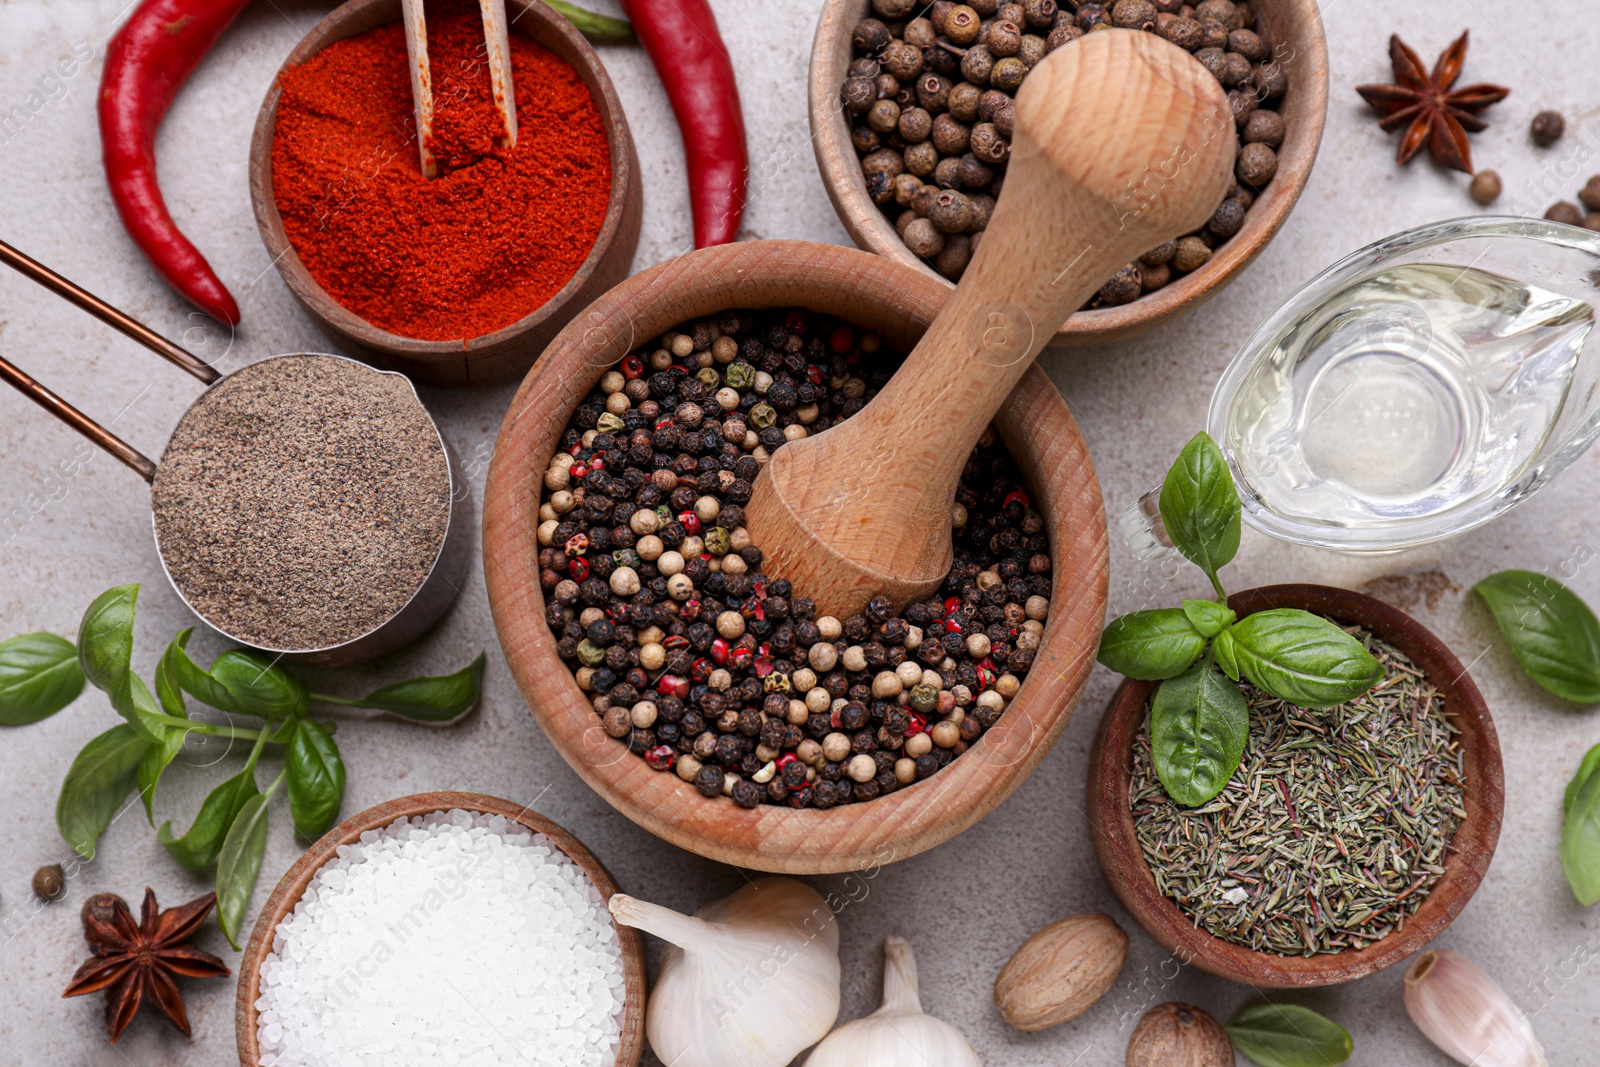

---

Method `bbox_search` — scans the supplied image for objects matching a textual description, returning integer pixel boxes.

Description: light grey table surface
[1,1,1597,1063]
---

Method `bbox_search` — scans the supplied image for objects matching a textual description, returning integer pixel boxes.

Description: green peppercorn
[749,402,777,429]
[724,361,754,389]
[612,548,642,570]
[705,527,732,556]
[577,639,607,667]
[595,412,625,435]
[695,367,721,389]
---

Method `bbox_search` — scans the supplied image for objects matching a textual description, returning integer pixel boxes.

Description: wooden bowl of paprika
[482,239,1110,874]
[809,0,1329,347]
[1086,585,1504,988]
[248,0,642,386]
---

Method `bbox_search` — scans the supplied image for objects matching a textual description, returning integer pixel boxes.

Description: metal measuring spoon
[0,240,468,666]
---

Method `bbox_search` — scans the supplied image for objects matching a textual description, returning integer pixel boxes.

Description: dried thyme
[1129,629,1466,956]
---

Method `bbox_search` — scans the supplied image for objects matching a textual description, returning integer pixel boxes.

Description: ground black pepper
[538,309,1053,808]
[152,355,451,651]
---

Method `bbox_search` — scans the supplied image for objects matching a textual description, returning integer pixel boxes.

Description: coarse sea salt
[254,809,625,1067]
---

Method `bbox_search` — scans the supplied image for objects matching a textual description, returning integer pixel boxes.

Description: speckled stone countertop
[1,1,1596,1063]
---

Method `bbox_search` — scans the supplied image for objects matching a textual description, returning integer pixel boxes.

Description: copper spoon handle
[0,239,219,384]
[0,354,156,482]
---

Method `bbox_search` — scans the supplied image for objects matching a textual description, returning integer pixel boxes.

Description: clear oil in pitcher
[1220,262,1595,531]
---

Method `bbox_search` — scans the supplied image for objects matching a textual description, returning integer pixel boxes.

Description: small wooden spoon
[401,0,519,179]
[745,30,1238,618]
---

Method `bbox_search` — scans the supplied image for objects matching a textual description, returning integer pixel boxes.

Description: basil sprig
[1226,1002,1353,1066]
[23,583,484,948]
[1475,570,1600,702]
[1097,433,1383,806]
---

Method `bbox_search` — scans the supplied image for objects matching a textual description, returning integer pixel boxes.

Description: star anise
[62,889,230,1043]
[1356,31,1510,174]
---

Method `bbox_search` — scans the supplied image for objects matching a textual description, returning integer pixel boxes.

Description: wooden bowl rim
[807,0,1330,344]
[234,791,648,1067]
[1086,583,1505,987]
[482,238,1110,874]
[246,0,639,360]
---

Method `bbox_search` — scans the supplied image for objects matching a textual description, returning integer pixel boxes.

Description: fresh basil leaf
[1098,611,1206,681]
[217,791,271,949]
[1181,599,1236,639]
[135,723,189,824]
[1227,1002,1353,1066]
[1563,754,1600,906]
[1159,432,1240,591]
[0,633,85,725]
[1566,743,1600,816]
[154,631,191,717]
[1150,662,1249,807]
[159,766,261,870]
[286,719,345,839]
[56,723,149,859]
[172,640,307,720]
[1214,627,1242,681]
[77,584,138,694]
[209,650,307,720]
[1475,570,1600,703]
[334,653,487,722]
[1225,610,1383,708]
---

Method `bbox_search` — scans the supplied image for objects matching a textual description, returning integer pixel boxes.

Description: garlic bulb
[1404,948,1547,1067]
[609,877,840,1067]
[805,937,981,1067]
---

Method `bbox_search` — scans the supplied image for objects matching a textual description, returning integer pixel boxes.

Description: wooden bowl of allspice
[810,0,1329,346]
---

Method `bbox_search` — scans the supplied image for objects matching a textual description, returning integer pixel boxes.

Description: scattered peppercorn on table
[0,2,1597,1065]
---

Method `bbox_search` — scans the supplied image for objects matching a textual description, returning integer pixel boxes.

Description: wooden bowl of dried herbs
[234,791,647,1066]
[1087,584,1504,988]
[809,0,1329,345]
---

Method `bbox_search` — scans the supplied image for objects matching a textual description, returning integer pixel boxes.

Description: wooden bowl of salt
[235,792,647,1066]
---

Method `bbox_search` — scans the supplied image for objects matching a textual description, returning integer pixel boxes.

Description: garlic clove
[805,937,981,1067]
[1403,948,1547,1067]
[610,878,840,1067]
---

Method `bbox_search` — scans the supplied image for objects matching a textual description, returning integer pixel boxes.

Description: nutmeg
[1126,1002,1233,1067]
[994,913,1127,1031]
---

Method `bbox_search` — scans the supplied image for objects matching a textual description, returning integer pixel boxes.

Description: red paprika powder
[270,0,611,341]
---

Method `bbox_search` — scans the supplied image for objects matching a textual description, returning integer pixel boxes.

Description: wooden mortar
[482,240,1109,873]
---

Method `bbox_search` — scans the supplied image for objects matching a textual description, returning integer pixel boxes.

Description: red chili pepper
[616,0,746,247]
[99,0,248,325]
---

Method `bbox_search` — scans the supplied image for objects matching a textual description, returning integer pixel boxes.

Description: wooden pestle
[745,30,1239,618]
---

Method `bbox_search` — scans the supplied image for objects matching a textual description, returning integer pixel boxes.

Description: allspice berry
[33,863,66,902]
[1098,264,1143,306]
[1126,1002,1233,1067]
[1241,108,1284,146]
[1236,141,1278,187]
[903,217,947,257]
[1470,169,1503,206]
[928,189,975,233]
[1547,201,1585,227]
[1532,109,1566,147]
[1171,235,1213,273]
[1579,174,1600,213]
